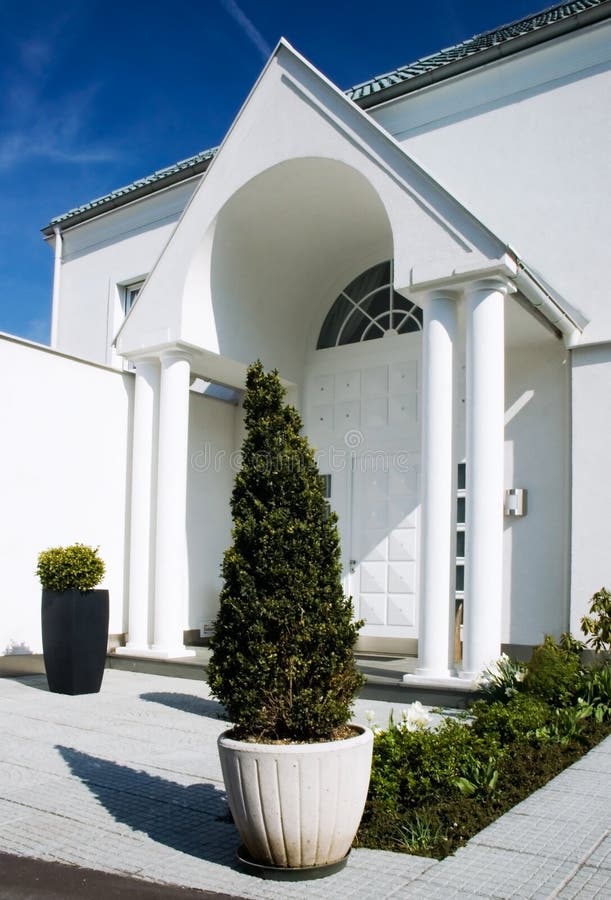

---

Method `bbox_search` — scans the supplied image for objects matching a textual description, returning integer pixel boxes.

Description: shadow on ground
[139,692,228,720]
[1,674,50,692]
[57,746,237,866]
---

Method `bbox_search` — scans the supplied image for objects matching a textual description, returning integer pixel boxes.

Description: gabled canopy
[115,39,518,385]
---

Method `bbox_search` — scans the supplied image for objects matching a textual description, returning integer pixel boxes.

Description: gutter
[513,259,584,348]
[41,153,215,237]
[353,1,611,109]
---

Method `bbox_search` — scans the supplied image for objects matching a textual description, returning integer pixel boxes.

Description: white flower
[365,709,377,726]
[399,701,432,731]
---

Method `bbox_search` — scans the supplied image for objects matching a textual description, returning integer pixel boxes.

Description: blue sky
[0,0,545,344]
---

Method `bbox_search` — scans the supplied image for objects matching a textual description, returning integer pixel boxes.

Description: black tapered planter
[41,589,109,695]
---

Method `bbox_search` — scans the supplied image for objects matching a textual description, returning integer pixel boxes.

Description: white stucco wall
[0,336,132,656]
[570,343,611,635]
[503,335,569,645]
[186,392,236,632]
[53,179,199,367]
[374,19,611,341]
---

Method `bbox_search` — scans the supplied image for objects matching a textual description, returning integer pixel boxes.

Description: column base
[457,669,480,681]
[117,642,150,654]
[151,644,198,659]
[414,666,453,679]
[403,672,479,691]
[115,646,197,660]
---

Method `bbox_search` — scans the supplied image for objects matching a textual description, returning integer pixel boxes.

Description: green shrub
[207,362,363,741]
[358,692,611,859]
[367,714,499,813]
[579,662,611,722]
[559,631,586,654]
[523,635,581,707]
[536,703,593,746]
[36,544,105,592]
[476,653,526,703]
[581,588,611,653]
[471,693,551,744]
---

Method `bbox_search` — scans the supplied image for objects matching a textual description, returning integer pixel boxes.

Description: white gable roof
[115,40,565,379]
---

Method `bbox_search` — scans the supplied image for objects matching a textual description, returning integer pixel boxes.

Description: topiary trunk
[208,361,363,741]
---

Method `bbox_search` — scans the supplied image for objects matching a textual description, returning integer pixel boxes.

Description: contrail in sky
[219,0,272,62]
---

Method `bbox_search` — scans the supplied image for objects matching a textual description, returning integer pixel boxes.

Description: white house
[2,0,611,686]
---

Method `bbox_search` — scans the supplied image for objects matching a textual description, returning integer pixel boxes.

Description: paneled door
[305,333,421,640]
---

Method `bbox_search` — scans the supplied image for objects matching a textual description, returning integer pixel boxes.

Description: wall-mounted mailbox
[504,488,527,517]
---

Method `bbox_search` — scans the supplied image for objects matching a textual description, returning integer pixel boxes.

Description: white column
[153,349,194,656]
[415,291,458,678]
[461,279,508,679]
[124,358,159,651]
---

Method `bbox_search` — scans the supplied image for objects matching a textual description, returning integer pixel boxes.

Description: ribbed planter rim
[218,723,370,752]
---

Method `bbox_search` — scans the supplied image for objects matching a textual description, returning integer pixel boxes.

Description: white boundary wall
[0,334,238,658]
[0,336,132,655]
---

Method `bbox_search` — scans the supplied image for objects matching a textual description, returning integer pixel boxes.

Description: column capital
[130,355,160,372]
[419,287,462,309]
[158,347,193,367]
[463,276,516,299]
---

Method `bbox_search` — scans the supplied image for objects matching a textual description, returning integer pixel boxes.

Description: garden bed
[355,626,611,859]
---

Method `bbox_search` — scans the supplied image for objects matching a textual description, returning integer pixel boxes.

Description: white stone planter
[218,725,373,870]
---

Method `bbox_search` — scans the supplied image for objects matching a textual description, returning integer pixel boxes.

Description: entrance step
[107,649,477,709]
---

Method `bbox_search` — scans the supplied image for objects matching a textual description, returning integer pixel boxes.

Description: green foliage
[394,813,444,854]
[359,644,611,860]
[470,693,551,745]
[579,662,611,722]
[476,653,526,703]
[523,635,581,707]
[366,714,499,814]
[581,587,611,653]
[36,544,105,592]
[533,702,593,746]
[559,631,586,654]
[207,361,363,741]
[452,757,499,799]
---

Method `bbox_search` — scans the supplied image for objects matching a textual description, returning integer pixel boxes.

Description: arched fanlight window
[317,260,422,350]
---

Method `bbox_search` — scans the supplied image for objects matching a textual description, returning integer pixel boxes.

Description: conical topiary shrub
[208,360,363,742]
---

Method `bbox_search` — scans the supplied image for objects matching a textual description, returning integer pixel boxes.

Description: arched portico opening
[207,157,394,386]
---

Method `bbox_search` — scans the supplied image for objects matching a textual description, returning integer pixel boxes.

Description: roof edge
[41,149,217,237]
[351,0,611,109]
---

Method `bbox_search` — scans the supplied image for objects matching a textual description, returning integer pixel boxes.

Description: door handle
[349,559,357,574]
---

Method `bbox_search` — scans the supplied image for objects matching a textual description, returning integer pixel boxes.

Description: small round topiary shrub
[36,544,105,592]
[207,361,364,742]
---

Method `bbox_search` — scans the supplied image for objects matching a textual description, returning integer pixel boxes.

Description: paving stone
[542,767,611,801]
[510,789,611,828]
[414,844,576,899]
[470,812,608,863]
[556,864,611,898]
[585,833,611,871]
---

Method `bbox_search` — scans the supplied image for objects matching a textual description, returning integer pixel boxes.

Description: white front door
[304,333,421,640]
